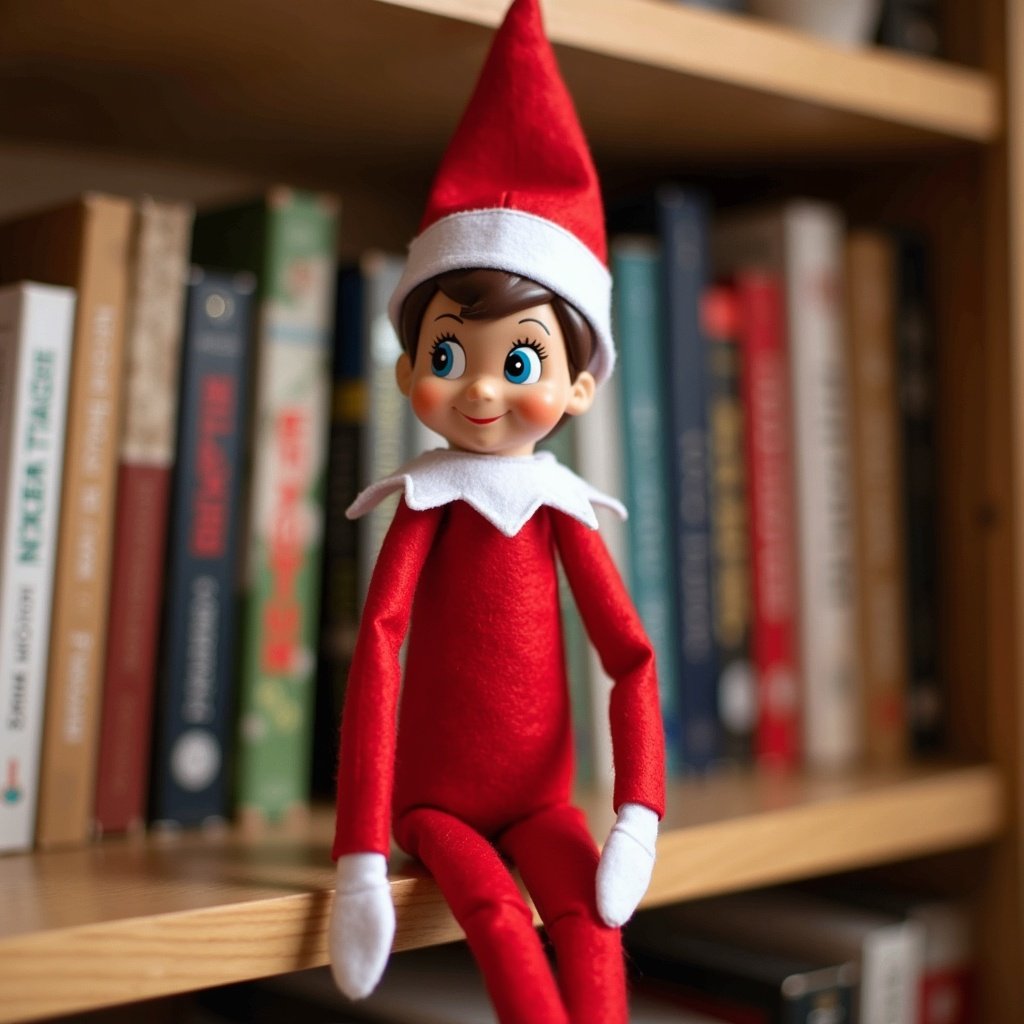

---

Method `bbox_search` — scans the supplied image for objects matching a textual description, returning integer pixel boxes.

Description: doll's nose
[464,374,499,402]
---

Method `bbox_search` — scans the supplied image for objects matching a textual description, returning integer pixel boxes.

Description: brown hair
[399,269,594,382]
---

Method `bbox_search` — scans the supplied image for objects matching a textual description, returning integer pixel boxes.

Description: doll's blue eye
[431,338,466,379]
[504,346,542,385]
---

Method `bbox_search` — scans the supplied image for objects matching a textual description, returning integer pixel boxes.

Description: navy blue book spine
[150,268,254,827]
[657,187,721,773]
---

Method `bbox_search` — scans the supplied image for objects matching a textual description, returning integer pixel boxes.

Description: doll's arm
[332,498,443,857]
[551,511,666,817]
[552,511,666,925]
[330,499,442,999]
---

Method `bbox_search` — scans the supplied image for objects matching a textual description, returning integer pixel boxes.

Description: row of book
[0,189,339,853]
[208,880,972,1024]
[549,187,941,785]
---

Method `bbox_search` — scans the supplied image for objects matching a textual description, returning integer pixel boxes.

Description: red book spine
[93,463,172,832]
[737,271,801,769]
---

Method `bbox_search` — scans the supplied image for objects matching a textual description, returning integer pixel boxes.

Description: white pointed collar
[346,448,626,538]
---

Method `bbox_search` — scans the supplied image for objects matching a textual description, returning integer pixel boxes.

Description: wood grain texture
[0,765,1003,1023]
[0,0,998,187]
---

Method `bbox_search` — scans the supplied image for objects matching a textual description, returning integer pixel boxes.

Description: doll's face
[396,290,595,457]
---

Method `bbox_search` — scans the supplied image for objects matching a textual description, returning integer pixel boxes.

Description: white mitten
[328,852,395,1000]
[595,802,658,928]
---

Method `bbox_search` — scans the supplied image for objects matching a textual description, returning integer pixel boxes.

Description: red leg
[498,804,628,1024]
[396,807,569,1024]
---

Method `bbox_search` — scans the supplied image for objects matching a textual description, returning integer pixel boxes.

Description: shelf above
[0,0,999,187]
[0,763,1003,1023]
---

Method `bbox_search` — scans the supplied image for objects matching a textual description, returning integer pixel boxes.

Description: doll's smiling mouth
[457,411,509,425]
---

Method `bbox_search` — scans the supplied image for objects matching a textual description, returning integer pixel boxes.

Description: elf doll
[328,2,666,1021]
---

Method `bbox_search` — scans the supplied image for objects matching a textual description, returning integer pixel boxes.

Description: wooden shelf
[0,0,998,187]
[0,763,1003,1023]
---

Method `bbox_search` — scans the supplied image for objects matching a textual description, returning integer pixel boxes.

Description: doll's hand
[595,802,658,927]
[328,852,395,1000]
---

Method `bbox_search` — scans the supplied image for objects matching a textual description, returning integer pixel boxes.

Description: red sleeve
[551,510,666,818]
[332,499,443,859]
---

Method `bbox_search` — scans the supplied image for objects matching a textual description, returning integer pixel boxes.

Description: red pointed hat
[388,0,615,383]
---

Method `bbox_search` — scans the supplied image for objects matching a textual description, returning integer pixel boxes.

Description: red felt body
[332,498,665,859]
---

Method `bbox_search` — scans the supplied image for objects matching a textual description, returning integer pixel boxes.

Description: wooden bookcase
[1,0,1022,1019]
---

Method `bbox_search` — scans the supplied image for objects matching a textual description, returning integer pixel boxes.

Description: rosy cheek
[410,377,450,421]
[515,387,563,426]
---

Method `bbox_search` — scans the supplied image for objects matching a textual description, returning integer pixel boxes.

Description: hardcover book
[94,198,194,833]
[0,283,74,853]
[0,193,134,847]
[657,188,721,773]
[844,229,909,768]
[628,906,857,1024]
[192,188,340,827]
[735,271,801,769]
[150,268,254,828]
[611,237,684,774]
[715,201,860,772]
[703,284,755,766]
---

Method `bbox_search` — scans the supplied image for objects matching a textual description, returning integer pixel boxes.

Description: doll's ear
[566,370,596,417]
[396,352,413,397]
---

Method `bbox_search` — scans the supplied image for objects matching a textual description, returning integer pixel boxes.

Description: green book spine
[196,188,339,826]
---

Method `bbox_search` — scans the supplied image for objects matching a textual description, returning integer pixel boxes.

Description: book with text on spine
[0,194,134,847]
[192,188,339,829]
[0,283,74,853]
[150,268,254,829]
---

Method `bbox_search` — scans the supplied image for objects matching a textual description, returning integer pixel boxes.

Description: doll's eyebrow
[434,312,464,323]
[518,317,551,335]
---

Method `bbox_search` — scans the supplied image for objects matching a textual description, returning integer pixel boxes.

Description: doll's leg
[396,806,569,1024]
[498,803,628,1024]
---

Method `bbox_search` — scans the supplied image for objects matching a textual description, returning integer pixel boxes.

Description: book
[611,237,684,774]
[94,197,194,834]
[574,368,629,790]
[628,907,857,1024]
[192,187,340,828]
[664,889,925,1024]
[715,201,860,772]
[0,193,135,847]
[703,284,755,766]
[358,251,408,600]
[312,267,364,799]
[876,0,941,56]
[844,229,909,768]
[150,268,254,828]
[0,283,74,853]
[894,235,943,754]
[657,188,721,773]
[735,271,801,769]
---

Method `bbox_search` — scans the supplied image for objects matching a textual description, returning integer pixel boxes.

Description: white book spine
[0,283,74,852]
[784,203,860,770]
[575,371,629,790]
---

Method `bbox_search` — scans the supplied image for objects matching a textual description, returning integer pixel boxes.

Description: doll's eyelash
[513,337,548,360]
[430,332,460,351]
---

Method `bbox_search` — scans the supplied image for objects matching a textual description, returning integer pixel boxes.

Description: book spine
[612,238,683,774]
[574,371,629,790]
[0,285,74,852]
[844,230,909,768]
[94,198,193,833]
[150,268,254,827]
[34,195,134,847]
[703,284,755,766]
[657,189,720,773]
[737,272,801,770]
[784,203,859,771]
[234,190,339,828]
[312,268,364,799]
[358,252,407,601]
[894,235,943,754]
